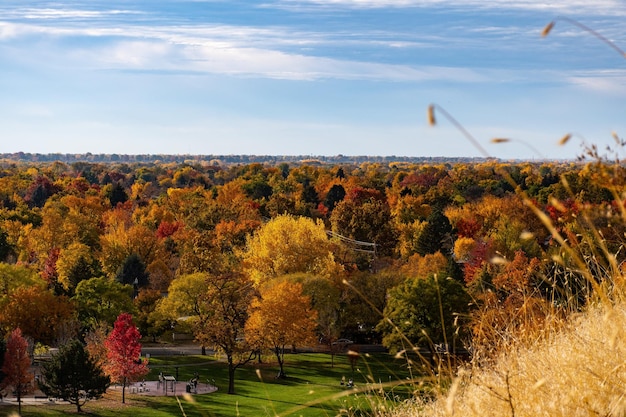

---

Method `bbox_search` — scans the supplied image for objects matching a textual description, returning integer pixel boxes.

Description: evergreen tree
[324,184,346,211]
[39,339,110,412]
[0,229,12,262]
[416,210,453,256]
[116,253,149,294]
[300,180,319,205]
[66,255,101,294]
[107,182,128,207]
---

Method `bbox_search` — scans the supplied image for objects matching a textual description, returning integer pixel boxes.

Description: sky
[0,1,625,160]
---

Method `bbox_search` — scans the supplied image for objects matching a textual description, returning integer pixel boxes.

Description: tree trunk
[227,355,236,394]
[122,377,127,403]
[274,346,286,379]
[201,345,206,355]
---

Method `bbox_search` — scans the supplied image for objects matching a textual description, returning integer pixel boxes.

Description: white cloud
[0,3,621,85]
[567,70,626,96]
[0,20,464,81]
[270,0,626,15]
[10,8,142,19]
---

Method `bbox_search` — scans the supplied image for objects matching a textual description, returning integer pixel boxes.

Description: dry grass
[384,290,626,417]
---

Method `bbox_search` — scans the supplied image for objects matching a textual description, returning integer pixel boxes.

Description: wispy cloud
[1,2,622,86]
[567,70,626,96]
[1,7,142,20]
[0,17,470,81]
[270,0,626,15]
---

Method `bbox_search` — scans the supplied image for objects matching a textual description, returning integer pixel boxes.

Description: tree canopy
[39,339,110,412]
[246,281,318,378]
[104,313,148,403]
[0,158,621,394]
[1,328,32,414]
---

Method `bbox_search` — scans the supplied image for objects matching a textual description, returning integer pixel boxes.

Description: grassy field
[3,350,419,416]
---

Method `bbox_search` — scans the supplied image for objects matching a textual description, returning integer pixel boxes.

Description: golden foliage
[453,236,476,263]
[245,281,318,351]
[399,251,449,279]
[242,214,343,285]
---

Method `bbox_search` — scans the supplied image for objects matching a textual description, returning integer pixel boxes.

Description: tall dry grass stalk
[384,299,626,417]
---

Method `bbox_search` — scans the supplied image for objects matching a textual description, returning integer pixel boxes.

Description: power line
[326,230,377,255]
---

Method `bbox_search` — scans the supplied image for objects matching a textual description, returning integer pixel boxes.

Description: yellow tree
[242,214,342,285]
[100,205,163,281]
[55,242,99,292]
[156,272,212,353]
[245,281,318,378]
[400,251,451,279]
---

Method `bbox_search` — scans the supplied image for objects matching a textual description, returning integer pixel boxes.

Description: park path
[0,379,217,407]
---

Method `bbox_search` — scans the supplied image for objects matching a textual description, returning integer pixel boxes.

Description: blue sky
[0,1,624,159]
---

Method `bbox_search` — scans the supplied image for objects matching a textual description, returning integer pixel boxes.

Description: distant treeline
[0,152,494,165]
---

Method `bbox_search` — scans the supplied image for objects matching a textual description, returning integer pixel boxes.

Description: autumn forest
[0,156,619,397]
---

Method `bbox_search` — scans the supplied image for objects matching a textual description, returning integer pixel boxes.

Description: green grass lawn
[5,351,420,417]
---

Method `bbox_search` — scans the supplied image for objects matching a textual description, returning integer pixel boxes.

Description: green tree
[298,274,342,361]
[73,277,134,328]
[0,228,12,262]
[106,182,128,207]
[377,275,471,354]
[324,184,346,211]
[342,270,404,341]
[39,339,110,412]
[0,263,43,298]
[157,273,213,354]
[56,242,101,294]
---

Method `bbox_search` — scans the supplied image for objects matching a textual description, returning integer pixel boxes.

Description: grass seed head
[542,21,555,37]
[427,104,436,126]
[558,133,572,146]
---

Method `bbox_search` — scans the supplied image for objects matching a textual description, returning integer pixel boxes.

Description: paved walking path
[109,379,217,396]
[0,379,217,406]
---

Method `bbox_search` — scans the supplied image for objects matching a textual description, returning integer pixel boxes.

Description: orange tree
[245,281,318,378]
[0,286,75,346]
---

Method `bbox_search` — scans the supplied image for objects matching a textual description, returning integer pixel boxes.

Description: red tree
[104,313,148,403]
[2,328,33,414]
